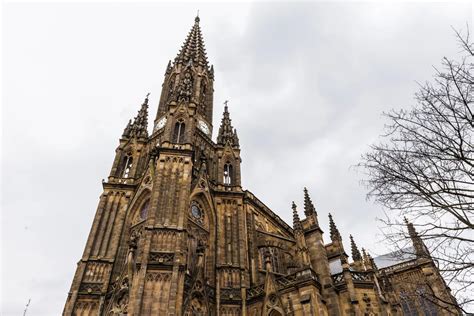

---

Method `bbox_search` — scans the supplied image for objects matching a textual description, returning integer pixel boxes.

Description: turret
[216,103,242,188]
[109,95,150,182]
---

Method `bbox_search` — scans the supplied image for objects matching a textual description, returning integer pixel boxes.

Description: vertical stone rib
[100,193,121,257]
[81,193,108,259]
[92,193,113,257]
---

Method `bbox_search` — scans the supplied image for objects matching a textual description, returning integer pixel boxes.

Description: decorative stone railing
[220,287,242,301]
[351,271,372,282]
[148,252,174,265]
[331,270,373,285]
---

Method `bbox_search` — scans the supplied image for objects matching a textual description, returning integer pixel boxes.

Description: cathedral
[64,17,460,315]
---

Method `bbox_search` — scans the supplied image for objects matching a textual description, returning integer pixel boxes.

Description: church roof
[174,16,209,67]
[373,247,416,269]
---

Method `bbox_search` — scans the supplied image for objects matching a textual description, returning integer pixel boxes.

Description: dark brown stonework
[64,16,460,316]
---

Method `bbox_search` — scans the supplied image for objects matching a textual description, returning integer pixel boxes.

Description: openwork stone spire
[328,213,341,242]
[217,103,239,147]
[292,202,303,232]
[350,235,362,262]
[174,15,209,67]
[123,95,149,139]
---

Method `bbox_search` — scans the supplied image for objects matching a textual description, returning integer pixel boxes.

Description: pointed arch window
[173,120,185,143]
[120,154,133,178]
[417,288,438,316]
[223,162,233,185]
[139,199,150,220]
[400,291,418,316]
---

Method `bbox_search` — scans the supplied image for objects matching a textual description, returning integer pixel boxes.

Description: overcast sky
[2,1,472,315]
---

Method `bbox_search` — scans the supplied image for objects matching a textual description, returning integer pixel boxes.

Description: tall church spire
[217,103,239,147]
[155,16,215,126]
[174,15,209,67]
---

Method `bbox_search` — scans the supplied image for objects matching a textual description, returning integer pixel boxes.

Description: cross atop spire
[174,15,209,67]
[328,213,341,243]
[217,102,239,147]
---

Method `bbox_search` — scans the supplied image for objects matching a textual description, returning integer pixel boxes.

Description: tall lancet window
[121,155,133,178]
[139,199,150,220]
[223,162,233,185]
[173,120,185,143]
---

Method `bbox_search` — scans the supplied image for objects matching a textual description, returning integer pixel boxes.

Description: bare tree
[360,28,474,312]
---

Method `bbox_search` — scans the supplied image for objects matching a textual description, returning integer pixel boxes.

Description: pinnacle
[303,187,317,217]
[292,202,303,232]
[123,95,149,139]
[404,217,419,239]
[328,213,341,242]
[217,103,239,147]
[350,235,362,262]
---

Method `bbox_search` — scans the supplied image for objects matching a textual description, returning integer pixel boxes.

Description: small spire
[217,101,239,147]
[124,95,149,139]
[368,253,377,270]
[292,202,303,232]
[362,248,370,266]
[404,217,418,239]
[350,235,362,262]
[165,60,172,75]
[404,217,429,258]
[122,119,132,138]
[303,187,317,218]
[328,213,341,242]
[195,10,200,23]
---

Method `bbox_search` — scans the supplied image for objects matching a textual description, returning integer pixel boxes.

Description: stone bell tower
[64,14,460,316]
[63,15,223,315]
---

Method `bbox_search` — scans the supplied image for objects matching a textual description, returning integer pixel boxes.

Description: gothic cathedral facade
[64,17,460,315]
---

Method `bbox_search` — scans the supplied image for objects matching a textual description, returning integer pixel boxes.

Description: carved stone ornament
[177,71,193,102]
[109,277,129,315]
